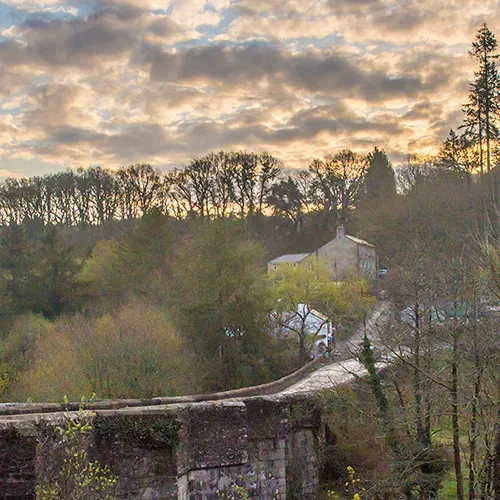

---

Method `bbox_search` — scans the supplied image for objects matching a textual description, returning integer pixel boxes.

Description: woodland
[0,23,499,500]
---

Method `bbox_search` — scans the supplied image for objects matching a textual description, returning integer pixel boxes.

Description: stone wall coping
[0,394,320,434]
[0,357,331,417]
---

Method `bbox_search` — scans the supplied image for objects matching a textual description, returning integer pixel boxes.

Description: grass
[438,472,458,499]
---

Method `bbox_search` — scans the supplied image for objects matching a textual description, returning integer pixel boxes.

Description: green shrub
[36,399,117,500]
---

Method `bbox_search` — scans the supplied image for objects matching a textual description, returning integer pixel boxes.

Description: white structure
[273,303,334,359]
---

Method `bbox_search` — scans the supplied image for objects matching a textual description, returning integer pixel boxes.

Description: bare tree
[309,149,368,225]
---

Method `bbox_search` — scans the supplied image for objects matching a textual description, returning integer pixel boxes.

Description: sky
[0,0,498,177]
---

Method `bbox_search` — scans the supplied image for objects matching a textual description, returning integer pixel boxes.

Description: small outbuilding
[267,253,313,272]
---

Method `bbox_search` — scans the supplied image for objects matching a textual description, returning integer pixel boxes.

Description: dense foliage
[0,209,373,401]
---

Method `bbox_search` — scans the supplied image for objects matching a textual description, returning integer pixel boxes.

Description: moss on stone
[93,414,181,448]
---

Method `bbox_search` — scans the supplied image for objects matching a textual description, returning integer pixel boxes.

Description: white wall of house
[274,303,334,358]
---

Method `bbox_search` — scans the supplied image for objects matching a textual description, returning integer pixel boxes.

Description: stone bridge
[0,305,388,499]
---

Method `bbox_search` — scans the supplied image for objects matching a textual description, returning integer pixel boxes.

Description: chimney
[336,225,345,239]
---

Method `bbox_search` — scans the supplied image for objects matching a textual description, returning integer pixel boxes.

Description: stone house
[267,226,377,281]
[316,226,377,281]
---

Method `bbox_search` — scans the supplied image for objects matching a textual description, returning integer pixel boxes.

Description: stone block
[245,397,288,441]
[0,427,36,498]
[177,402,248,475]
[93,413,180,499]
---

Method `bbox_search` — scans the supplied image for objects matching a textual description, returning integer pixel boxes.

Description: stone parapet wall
[0,429,36,498]
[0,357,330,417]
[0,395,320,499]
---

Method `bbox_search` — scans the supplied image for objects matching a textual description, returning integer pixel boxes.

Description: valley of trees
[0,22,499,500]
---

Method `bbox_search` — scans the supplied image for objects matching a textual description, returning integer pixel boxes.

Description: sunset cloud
[0,0,497,173]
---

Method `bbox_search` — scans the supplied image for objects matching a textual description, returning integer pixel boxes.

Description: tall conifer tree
[463,23,500,174]
[363,147,397,200]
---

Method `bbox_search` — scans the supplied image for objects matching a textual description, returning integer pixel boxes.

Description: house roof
[345,235,375,247]
[310,309,329,321]
[268,253,311,265]
[277,306,331,329]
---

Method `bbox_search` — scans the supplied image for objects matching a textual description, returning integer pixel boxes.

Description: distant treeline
[0,150,373,229]
[1,144,497,231]
[0,149,365,229]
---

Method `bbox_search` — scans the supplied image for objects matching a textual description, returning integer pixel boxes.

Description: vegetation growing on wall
[36,400,117,500]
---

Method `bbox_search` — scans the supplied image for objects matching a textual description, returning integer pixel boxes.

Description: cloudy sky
[0,0,498,177]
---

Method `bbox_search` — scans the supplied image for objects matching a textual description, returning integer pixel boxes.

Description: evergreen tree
[0,223,81,317]
[362,147,397,200]
[353,148,397,265]
[437,128,479,180]
[462,23,500,174]
[37,226,82,317]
